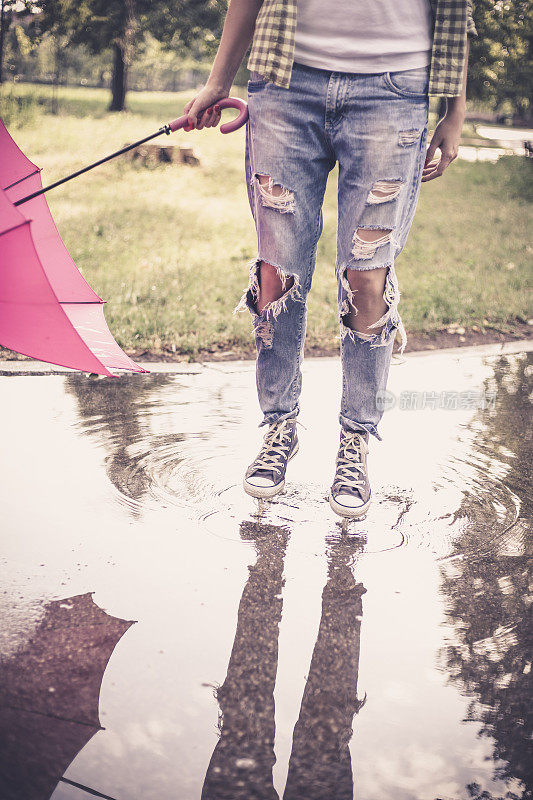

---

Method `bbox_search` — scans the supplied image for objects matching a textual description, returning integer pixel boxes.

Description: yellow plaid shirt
[248,0,477,97]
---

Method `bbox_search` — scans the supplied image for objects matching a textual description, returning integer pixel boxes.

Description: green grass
[2,82,532,358]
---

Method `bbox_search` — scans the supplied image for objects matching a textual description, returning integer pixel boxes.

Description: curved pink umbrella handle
[167,97,248,134]
[216,98,249,133]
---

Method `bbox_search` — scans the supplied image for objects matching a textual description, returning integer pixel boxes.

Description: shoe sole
[243,441,300,499]
[328,491,371,519]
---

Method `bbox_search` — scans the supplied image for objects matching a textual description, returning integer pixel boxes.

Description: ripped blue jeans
[236,62,429,439]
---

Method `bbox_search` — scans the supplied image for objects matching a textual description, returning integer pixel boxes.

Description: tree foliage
[469,0,533,120]
[0,0,18,82]
[31,0,224,110]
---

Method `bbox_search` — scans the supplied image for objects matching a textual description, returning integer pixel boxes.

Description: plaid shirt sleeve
[248,0,297,88]
[248,0,477,97]
[467,0,478,36]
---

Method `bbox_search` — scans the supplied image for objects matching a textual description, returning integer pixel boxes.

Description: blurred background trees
[0,0,17,83]
[2,0,224,108]
[0,0,531,120]
[469,0,532,121]
[32,0,223,110]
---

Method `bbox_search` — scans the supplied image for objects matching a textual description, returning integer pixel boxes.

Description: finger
[206,106,221,128]
[202,108,216,129]
[202,106,215,127]
[421,152,441,180]
[423,156,440,179]
[424,139,438,166]
[186,99,206,128]
[183,98,194,114]
[195,108,207,130]
[206,104,219,127]
[425,152,440,168]
[213,104,223,128]
[186,109,198,129]
[434,151,455,176]
[421,169,440,182]
[422,160,440,177]
[197,107,212,130]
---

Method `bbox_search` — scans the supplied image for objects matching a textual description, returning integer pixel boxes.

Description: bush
[0,87,39,127]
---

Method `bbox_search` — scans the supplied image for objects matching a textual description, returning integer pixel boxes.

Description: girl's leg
[333,66,430,440]
[237,65,335,428]
[328,66,429,516]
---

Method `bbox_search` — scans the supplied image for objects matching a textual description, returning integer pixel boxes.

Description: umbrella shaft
[14,126,170,206]
[60,778,118,800]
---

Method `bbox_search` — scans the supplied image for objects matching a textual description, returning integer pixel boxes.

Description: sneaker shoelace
[334,431,369,492]
[251,419,294,474]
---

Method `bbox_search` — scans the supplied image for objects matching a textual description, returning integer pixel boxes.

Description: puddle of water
[0,352,531,800]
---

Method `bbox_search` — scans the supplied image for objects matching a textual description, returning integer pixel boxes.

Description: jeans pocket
[247,72,269,93]
[383,65,430,98]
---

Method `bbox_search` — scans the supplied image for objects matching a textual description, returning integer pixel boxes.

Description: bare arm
[422,38,469,181]
[184,0,263,129]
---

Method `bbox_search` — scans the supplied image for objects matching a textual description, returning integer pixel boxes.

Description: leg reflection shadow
[284,538,366,800]
[201,522,288,800]
[201,528,366,800]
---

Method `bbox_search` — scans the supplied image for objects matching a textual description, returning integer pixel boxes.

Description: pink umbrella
[0,98,248,376]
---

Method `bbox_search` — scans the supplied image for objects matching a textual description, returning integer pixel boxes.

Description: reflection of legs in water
[201,523,289,800]
[284,538,366,800]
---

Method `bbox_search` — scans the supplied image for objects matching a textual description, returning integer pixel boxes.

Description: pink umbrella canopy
[0,100,248,376]
[0,120,147,375]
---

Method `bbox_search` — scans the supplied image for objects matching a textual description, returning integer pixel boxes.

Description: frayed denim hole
[234,257,303,341]
[398,129,421,147]
[255,174,295,214]
[338,264,406,353]
[351,228,393,260]
[366,180,404,205]
[234,257,262,316]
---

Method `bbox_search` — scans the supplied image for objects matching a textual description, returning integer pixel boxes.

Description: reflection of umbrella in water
[0,592,134,800]
[0,98,248,375]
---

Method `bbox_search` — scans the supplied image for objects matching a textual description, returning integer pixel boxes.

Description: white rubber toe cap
[243,476,285,499]
[246,475,276,488]
[329,491,371,518]
[334,493,365,509]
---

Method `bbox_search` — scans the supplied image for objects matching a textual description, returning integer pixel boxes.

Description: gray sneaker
[243,418,299,499]
[329,429,371,518]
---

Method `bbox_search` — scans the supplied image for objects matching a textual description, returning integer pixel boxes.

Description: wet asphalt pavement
[0,345,531,800]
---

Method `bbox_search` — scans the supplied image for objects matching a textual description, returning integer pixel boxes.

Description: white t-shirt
[294,0,434,73]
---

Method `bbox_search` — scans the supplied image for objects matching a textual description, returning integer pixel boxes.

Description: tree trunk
[0,0,6,85]
[109,42,127,112]
[51,39,62,115]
